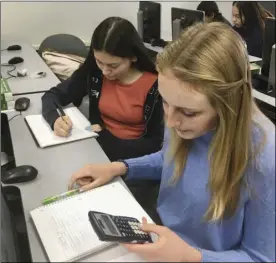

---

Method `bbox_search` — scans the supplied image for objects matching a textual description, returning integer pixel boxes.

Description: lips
[176,129,190,133]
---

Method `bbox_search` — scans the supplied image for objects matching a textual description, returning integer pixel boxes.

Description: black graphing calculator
[88,211,152,243]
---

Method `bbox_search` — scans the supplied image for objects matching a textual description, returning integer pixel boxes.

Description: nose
[166,106,181,129]
[102,66,111,76]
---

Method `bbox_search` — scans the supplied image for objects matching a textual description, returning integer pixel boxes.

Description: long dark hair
[233,1,273,31]
[197,1,223,22]
[79,17,156,75]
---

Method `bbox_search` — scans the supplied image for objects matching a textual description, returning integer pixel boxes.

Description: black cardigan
[233,25,263,58]
[41,68,164,143]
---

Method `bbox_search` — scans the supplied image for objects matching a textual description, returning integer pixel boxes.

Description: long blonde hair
[156,22,264,221]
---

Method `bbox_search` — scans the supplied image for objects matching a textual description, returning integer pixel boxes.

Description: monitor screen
[1,113,16,171]
[171,7,205,40]
[1,185,32,262]
[139,1,161,43]
[1,189,17,262]
[261,17,276,77]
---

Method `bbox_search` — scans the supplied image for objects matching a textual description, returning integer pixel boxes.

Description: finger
[92,125,101,132]
[77,178,92,184]
[63,116,73,128]
[122,242,158,254]
[68,172,83,190]
[68,177,76,190]
[60,121,71,132]
[139,223,167,236]
[142,217,148,224]
[56,127,70,137]
[77,178,93,186]
[80,179,102,192]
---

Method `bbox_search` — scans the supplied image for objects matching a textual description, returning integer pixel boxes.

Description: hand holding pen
[53,102,73,137]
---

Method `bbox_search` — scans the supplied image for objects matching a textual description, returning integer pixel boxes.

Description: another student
[42,17,164,162]
[197,1,231,26]
[232,1,274,57]
[69,23,275,262]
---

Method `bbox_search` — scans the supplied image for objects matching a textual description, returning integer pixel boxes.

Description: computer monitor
[171,8,205,41]
[268,45,275,95]
[138,1,161,44]
[261,17,276,78]
[1,185,32,262]
[1,113,16,171]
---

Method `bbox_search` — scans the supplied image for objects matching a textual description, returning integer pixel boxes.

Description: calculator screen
[94,213,121,237]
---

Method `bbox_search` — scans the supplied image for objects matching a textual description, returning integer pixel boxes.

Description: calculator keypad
[112,216,150,241]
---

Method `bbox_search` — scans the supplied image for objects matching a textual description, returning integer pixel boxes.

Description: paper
[30,181,153,262]
[25,107,98,148]
[248,55,262,63]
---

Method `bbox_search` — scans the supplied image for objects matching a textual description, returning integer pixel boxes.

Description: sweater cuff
[45,110,59,130]
[199,249,223,262]
[124,151,163,181]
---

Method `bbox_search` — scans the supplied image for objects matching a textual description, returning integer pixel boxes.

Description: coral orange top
[99,72,157,139]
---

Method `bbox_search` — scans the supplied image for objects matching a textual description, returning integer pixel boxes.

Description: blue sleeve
[125,150,164,181]
[124,129,170,181]
[201,131,275,262]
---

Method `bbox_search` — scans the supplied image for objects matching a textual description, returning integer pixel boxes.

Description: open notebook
[30,181,153,262]
[25,107,98,148]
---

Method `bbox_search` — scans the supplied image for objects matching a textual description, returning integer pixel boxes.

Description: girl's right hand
[54,116,73,137]
[68,162,127,192]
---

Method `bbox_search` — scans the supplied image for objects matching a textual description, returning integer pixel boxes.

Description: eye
[110,64,119,69]
[181,110,197,117]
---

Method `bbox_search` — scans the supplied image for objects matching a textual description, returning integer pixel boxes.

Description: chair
[38,34,88,58]
[78,95,90,119]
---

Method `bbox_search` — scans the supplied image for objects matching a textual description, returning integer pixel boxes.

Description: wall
[1,1,233,48]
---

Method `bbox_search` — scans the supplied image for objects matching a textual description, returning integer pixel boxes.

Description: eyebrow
[95,58,120,66]
[162,98,199,112]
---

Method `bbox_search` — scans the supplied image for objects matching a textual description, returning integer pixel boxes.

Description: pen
[54,101,72,128]
[42,189,80,205]
[54,101,66,120]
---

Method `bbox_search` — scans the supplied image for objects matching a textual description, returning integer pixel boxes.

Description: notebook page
[25,107,98,148]
[30,181,153,262]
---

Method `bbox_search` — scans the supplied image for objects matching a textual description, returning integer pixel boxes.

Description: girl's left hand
[122,217,202,262]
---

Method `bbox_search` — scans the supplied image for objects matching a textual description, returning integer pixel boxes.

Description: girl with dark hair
[42,17,164,162]
[197,1,231,26]
[232,1,274,57]
[42,17,163,215]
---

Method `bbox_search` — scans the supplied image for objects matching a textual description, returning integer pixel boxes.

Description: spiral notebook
[25,107,98,148]
[30,181,153,262]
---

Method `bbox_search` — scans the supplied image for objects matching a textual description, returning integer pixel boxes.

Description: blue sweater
[125,121,275,262]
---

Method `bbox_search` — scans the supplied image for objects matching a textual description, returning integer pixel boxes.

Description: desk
[144,42,262,63]
[144,43,275,106]
[6,93,132,262]
[253,89,275,107]
[1,40,60,95]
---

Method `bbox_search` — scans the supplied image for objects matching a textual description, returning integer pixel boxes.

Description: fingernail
[79,188,84,193]
[138,223,143,229]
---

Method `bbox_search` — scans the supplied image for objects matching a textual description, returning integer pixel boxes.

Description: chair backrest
[38,34,88,58]
[78,95,90,119]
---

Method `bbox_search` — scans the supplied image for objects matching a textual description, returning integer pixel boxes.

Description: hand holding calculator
[88,211,152,244]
